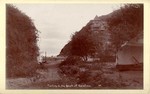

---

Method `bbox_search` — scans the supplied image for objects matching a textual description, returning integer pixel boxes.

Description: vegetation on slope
[59,4,143,58]
[107,4,143,52]
[6,5,39,78]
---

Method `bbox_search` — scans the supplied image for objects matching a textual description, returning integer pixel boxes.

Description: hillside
[58,42,72,56]
[59,14,111,57]
[59,4,143,57]
[6,5,39,78]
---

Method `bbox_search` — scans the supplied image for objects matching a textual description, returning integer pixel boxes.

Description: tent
[116,34,143,71]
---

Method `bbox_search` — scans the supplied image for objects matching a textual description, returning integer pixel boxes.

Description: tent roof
[121,33,143,47]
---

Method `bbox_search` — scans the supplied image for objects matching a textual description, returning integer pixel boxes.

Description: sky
[14,4,120,56]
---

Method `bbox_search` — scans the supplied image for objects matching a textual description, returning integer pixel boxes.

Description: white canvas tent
[116,34,143,70]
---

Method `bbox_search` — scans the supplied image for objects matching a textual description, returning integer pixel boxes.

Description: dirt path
[6,61,61,89]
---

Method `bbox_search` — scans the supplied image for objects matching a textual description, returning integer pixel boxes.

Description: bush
[59,56,83,76]
[59,56,83,67]
[7,61,39,78]
[59,56,126,88]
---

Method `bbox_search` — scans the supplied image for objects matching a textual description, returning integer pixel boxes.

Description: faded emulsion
[6,4,143,89]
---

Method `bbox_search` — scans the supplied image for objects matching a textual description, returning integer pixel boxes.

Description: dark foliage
[59,24,103,58]
[70,29,99,61]
[99,56,116,62]
[6,5,39,78]
[71,33,88,59]
[59,58,126,88]
[59,42,72,56]
[59,4,143,62]
[108,4,143,52]
[59,56,83,67]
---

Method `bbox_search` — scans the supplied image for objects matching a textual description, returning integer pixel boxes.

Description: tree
[108,4,143,52]
[70,24,101,62]
[70,32,94,61]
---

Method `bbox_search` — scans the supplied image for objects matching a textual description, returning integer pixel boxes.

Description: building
[89,15,110,44]
[87,15,111,56]
[90,15,108,32]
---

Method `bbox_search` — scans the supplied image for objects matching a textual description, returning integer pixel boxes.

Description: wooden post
[45,52,47,63]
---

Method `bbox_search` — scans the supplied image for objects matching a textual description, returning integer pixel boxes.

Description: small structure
[116,33,143,71]
[55,56,67,61]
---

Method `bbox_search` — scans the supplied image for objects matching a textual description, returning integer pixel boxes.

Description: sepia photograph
[6,3,143,89]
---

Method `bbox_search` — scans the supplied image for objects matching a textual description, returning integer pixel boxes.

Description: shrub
[59,56,127,88]
[59,56,83,76]
[59,56,83,67]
